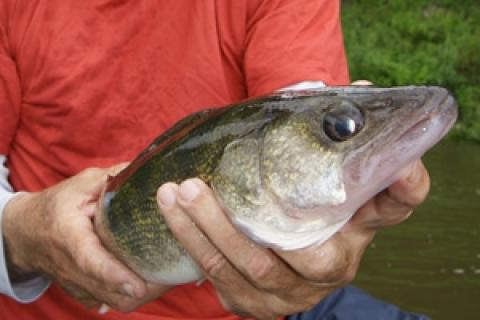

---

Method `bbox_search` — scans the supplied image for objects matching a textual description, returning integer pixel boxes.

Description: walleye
[95,86,457,284]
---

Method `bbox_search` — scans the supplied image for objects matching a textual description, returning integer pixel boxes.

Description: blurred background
[341,0,480,319]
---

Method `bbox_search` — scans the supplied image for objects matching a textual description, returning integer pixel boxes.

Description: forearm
[0,155,50,302]
[3,195,39,283]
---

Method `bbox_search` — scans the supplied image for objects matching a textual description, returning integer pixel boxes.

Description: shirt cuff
[0,192,50,303]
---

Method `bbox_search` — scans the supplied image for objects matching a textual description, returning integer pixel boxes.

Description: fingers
[158,180,320,318]
[107,162,131,175]
[382,160,430,210]
[275,236,350,285]
[57,191,147,304]
[157,182,250,286]
[157,178,385,318]
[157,182,273,316]
[75,164,129,201]
[74,168,112,195]
[277,158,431,314]
[350,159,430,230]
[51,219,147,311]
[73,232,147,299]
[157,179,351,318]
[46,166,150,312]
[173,179,300,293]
[5,163,166,313]
[153,155,427,318]
[276,223,374,288]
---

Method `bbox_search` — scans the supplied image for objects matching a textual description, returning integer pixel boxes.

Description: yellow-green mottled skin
[96,86,454,283]
[97,94,304,278]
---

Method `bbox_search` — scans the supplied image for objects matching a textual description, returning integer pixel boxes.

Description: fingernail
[179,179,200,202]
[406,161,421,184]
[120,283,135,298]
[352,80,373,86]
[157,184,177,207]
[98,304,110,314]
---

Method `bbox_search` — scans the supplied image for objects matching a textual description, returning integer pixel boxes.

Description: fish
[95,86,458,285]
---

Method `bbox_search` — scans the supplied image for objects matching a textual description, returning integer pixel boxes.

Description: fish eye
[324,102,364,142]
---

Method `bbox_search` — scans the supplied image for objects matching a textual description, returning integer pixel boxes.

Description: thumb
[77,162,130,213]
[107,162,130,176]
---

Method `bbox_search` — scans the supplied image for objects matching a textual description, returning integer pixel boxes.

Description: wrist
[3,192,40,280]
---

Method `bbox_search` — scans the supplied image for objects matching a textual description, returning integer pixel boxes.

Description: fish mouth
[393,93,457,146]
[344,89,457,189]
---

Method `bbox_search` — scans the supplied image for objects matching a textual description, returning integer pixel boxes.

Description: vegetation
[342,0,480,142]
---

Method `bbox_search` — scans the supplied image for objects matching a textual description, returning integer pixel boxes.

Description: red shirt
[0,0,349,319]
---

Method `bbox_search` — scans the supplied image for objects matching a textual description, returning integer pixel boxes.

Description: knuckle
[245,253,276,287]
[301,262,325,280]
[303,260,337,281]
[388,174,429,209]
[306,247,349,282]
[328,259,350,284]
[200,251,228,278]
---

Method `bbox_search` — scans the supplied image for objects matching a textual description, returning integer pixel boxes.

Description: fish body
[95,86,457,284]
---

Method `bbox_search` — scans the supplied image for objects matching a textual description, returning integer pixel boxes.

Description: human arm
[0,155,50,303]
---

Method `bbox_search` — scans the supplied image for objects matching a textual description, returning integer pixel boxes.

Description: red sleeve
[0,1,21,155]
[244,0,350,97]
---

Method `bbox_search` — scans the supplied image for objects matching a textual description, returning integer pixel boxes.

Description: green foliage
[342,0,480,142]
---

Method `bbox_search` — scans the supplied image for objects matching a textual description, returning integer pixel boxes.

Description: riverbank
[342,0,479,142]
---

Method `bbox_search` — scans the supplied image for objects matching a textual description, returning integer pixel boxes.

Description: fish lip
[344,89,457,187]
[393,92,457,145]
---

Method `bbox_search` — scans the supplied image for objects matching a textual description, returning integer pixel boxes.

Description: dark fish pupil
[335,117,356,137]
[324,103,364,142]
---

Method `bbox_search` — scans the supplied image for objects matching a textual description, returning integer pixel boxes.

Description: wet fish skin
[95,86,457,284]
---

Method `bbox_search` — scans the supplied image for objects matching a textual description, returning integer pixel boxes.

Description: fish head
[316,86,457,213]
[221,86,457,250]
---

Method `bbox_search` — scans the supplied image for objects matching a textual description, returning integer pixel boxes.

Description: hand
[3,166,169,312]
[156,160,429,319]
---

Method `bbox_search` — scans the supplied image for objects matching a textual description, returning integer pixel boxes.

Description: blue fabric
[287,286,430,320]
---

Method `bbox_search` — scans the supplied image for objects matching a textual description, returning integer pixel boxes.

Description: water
[354,139,480,319]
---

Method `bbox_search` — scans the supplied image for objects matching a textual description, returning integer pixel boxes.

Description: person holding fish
[0,1,444,319]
